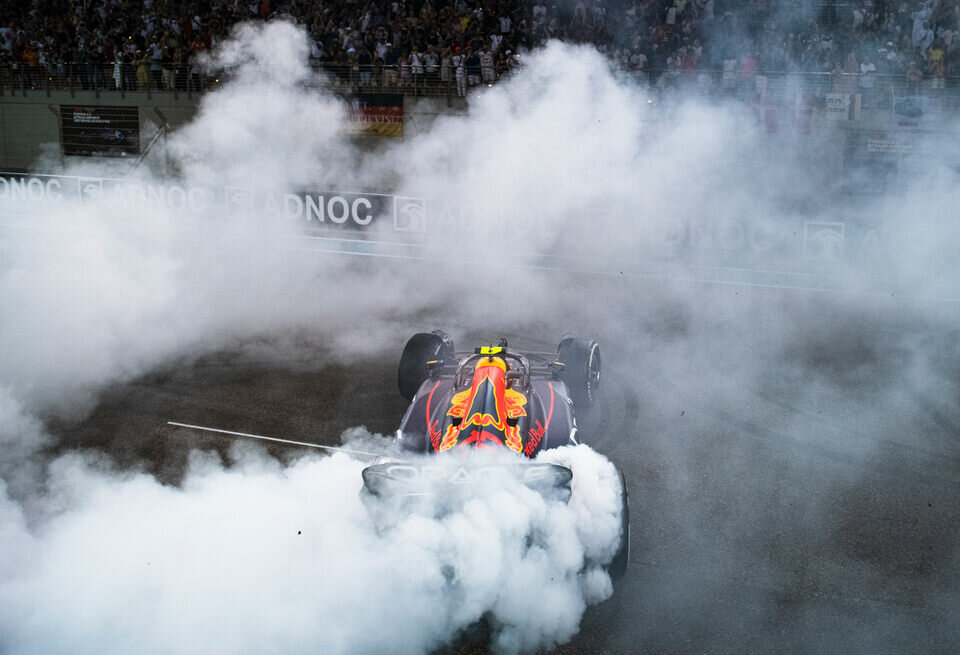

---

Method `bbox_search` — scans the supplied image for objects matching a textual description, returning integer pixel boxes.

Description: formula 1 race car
[395,332,599,456]
[361,331,629,580]
[168,331,628,580]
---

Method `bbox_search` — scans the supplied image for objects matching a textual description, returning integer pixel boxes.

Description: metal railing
[616,68,960,111]
[3,61,960,110]
[0,61,486,99]
[0,61,217,97]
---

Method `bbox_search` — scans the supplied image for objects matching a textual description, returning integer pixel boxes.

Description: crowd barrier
[0,62,461,98]
[2,61,960,109]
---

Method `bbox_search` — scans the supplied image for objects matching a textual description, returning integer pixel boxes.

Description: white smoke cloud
[171,21,348,190]
[2,14,960,655]
[0,442,622,655]
[0,27,630,655]
[0,389,48,499]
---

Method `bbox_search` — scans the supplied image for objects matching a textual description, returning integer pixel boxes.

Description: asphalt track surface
[54,280,960,655]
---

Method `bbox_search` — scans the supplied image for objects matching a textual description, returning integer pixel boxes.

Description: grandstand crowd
[1,0,958,93]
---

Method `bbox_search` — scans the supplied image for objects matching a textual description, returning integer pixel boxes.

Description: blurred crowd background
[0,0,957,94]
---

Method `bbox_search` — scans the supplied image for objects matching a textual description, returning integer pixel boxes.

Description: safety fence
[3,61,960,110]
[628,69,960,113]
[0,62,464,98]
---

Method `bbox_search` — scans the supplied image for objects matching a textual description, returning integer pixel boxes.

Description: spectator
[842,51,859,92]
[722,54,737,91]
[480,43,494,83]
[906,58,924,89]
[860,58,877,104]
[410,44,423,87]
[495,48,508,77]
[358,46,372,86]
[149,37,163,89]
[123,50,136,90]
[383,43,398,86]
[466,46,480,86]
[452,45,466,96]
[400,47,411,86]
[0,25,12,56]
[830,60,845,92]
[161,46,175,91]
[133,50,150,90]
[440,45,453,87]
[629,48,647,73]
[912,2,933,49]
[23,41,40,86]
[1,0,956,98]
[424,44,438,85]
[174,47,188,91]
[928,38,946,88]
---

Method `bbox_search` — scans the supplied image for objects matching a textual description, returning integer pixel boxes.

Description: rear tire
[607,469,630,582]
[398,331,454,401]
[557,336,601,409]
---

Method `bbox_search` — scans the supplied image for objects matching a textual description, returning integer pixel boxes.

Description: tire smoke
[3,16,960,655]
[0,440,623,655]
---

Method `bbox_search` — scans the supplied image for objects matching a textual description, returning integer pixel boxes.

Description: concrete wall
[0,89,466,173]
[0,88,919,195]
[0,89,200,172]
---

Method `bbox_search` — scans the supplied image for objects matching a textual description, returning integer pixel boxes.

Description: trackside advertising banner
[0,171,906,293]
[342,94,403,138]
[0,173,425,232]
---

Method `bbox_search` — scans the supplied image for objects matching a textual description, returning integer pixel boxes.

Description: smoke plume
[2,16,960,655]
